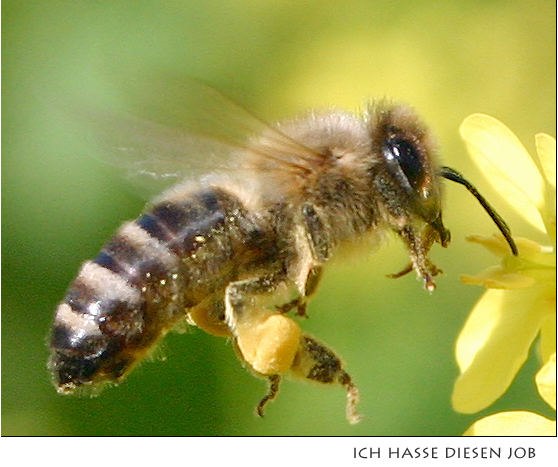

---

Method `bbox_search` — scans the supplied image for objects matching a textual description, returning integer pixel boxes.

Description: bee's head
[367,101,450,247]
[367,101,517,260]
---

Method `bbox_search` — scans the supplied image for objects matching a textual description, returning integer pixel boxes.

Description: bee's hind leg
[291,335,362,424]
[224,275,302,418]
[224,274,360,423]
[256,374,281,418]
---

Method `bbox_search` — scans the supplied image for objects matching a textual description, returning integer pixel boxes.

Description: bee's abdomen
[137,189,226,256]
[49,261,149,392]
[50,186,256,392]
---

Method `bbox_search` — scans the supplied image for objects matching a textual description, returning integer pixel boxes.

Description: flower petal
[465,234,511,257]
[466,234,551,259]
[535,133,556,189]
[463,411,556,436]
[461,267,535,289]
[535,133,557,239]
[539,314,557,364]
[460,114,545,232]
[536,353,556,410]
[453,288,548,413]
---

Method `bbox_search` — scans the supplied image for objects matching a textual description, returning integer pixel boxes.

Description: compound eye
[384,137,424,190]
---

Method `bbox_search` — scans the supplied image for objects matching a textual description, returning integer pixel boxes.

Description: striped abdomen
[49,186,268,392]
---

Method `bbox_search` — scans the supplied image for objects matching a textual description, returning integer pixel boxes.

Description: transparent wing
[72,75,324,197]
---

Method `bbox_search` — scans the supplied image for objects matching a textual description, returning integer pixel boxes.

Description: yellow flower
[451,114,556,434]
[463,354,556,436]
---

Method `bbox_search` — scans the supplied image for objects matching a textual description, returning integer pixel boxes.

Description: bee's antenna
[439,166,518,256]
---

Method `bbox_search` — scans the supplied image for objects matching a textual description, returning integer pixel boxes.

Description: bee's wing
[81,108,241,196]
[74,76,324,197]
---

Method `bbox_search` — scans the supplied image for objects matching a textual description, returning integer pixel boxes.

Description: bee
[48,80,517,424]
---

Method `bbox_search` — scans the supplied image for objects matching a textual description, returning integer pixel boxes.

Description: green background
[2,0,555,436]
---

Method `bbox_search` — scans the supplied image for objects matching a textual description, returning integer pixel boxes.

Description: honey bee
[48,80,517,424]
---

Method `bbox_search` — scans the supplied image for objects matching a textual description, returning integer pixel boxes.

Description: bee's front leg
[396,225,444,291]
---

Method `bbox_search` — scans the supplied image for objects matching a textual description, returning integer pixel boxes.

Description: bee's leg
[225,273,360,423]
[224,273,284,332]
[397,226,443,291]
[302,203,330,262]
[256,374,281,418]
[291,202,334,313]
[225,275,302,416]
[275,202,330,318]
[273,203,328,319]
[386,262,414,279]
[186,295,230,337]
[275,264,323,318]
[291,335,362,424]
[275,297,305,315]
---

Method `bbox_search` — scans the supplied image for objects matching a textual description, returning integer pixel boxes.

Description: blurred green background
[2,0,555,436]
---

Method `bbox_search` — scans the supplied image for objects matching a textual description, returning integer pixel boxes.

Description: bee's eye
[383,138,424,189]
